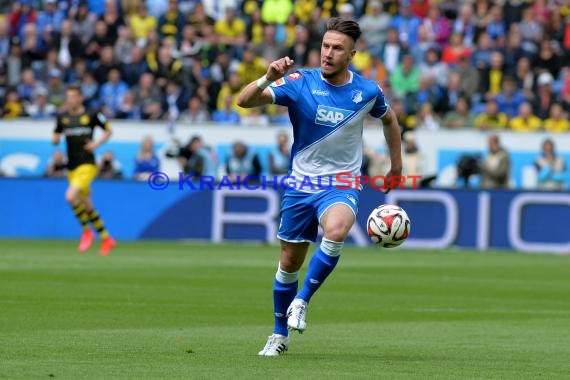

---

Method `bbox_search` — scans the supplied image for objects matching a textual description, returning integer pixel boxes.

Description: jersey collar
[320,70,353,87]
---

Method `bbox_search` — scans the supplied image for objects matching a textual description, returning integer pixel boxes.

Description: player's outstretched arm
[237,56,294,109]
[52,133,61,145]
[381,107,403,193]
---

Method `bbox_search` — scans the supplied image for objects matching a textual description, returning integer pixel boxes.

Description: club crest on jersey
[315,105,354,127]
[351,90,363,104]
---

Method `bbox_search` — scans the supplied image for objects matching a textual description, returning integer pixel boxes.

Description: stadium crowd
[1,0,568,189]
[0,0,569,132]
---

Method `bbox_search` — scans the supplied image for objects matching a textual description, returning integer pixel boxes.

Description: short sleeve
[369,84,389,118]
[266,71,305,107]
[94,112,110,130]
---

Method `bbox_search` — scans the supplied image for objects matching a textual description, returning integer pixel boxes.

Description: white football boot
[258,334,289,356]
[286,299,308,333]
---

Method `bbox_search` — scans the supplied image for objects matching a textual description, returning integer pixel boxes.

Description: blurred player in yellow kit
[52,85,116,255]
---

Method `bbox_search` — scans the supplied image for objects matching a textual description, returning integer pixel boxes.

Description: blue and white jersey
[267,68,389,192]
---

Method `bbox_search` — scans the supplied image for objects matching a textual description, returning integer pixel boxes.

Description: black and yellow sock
[87,209,109,239]
[71,202,90,231]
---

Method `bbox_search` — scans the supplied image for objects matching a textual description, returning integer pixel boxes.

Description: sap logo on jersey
[315,105,354,127]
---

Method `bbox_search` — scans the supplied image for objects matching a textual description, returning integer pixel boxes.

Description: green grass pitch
[1,240,569,379]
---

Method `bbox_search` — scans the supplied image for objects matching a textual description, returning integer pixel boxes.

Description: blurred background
[0,0,568,253]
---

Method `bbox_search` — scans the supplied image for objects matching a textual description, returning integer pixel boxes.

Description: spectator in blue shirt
[225,141,261,184]
[99,67,129,118]
[134,136,160,181]
[36,0,65,37]
[389,2,421,48]
[495,75,527,118]
[485,5,506,47]
[17,68,36,102]
[87,0,107,17]
[212,94,240,124]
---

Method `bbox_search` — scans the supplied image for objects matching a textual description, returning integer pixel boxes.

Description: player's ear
[349,49,356,62]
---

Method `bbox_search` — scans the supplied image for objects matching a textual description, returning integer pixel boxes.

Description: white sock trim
[275,263,299,284]
[320,238,343,257]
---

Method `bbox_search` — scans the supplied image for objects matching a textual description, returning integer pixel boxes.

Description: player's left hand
[84,140,97,152]
[267,56,295,82]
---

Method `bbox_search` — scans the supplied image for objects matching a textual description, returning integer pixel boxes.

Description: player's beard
[321,57,349,80]
[321,65,341,79]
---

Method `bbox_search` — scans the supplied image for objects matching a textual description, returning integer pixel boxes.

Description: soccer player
[237,17,402,356]
[52,85,116,255]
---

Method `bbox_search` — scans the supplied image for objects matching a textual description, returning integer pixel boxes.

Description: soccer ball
[367,204,411,248]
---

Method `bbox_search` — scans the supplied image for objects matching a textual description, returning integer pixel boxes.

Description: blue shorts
[277,187,360,243]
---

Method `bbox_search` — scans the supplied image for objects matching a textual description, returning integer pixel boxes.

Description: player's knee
[323,225,349,242]
[279,256,303,272]
[65,189,78,204]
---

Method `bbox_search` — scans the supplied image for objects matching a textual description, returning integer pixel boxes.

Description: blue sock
[273,266,298,336]
[296,238,343,303]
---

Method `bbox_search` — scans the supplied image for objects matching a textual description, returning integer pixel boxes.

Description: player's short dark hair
[325,17,362,42]
[65,84,82,94]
